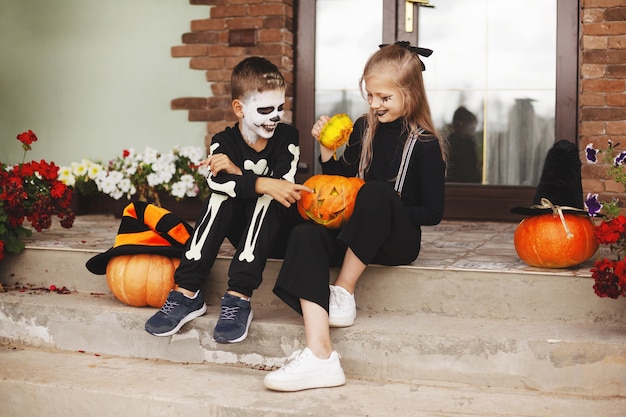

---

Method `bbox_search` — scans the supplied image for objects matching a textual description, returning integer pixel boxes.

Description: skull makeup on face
[239,90,285,145]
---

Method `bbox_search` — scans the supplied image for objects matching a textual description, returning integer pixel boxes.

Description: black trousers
[174,192,299,297]
[273,181,421,315]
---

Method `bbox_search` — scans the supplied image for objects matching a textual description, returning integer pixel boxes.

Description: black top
[207,123,300,199]
[321,116,446,227]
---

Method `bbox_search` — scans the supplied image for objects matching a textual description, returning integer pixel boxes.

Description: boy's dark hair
[231,57,285,101]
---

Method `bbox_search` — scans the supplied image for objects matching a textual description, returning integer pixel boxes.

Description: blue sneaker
[212,293,253,343]
[145,290,207,336]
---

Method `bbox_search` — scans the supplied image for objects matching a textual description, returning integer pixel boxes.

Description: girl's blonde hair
[356,43,446,178]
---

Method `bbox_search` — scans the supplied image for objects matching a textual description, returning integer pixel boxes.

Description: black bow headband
[379,41,433,71]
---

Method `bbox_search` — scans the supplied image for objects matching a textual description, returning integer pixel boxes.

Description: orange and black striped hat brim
[86,201,194,275]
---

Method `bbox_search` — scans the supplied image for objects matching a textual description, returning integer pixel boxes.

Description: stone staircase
[1,215,626,416]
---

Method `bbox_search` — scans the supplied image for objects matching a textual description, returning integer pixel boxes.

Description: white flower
[178,145,205,164]
[81,144,208,201]
[146,172,162,187]
[58,166,76,187]
[141,147,159,164]
[171,181,188,198]
[118,178,133,194]
[87,164,102,180]
[71,161,88,177]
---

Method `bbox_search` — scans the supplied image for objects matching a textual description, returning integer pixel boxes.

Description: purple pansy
[585,143,598,163]
[585,193,602,217]
[615,151,626,167]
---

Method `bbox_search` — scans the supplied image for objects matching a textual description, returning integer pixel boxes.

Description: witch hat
[86,201,193,275]
[510,140,587,216]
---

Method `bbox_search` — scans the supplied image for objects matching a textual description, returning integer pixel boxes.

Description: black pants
[174,192,300,297]
[273,181,421,315]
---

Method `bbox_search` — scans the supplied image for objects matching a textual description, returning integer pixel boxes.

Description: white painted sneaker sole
[264,370,346,392]
[328,314,355,328]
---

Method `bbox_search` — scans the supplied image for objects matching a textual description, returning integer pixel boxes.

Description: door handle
[405,0,434,33]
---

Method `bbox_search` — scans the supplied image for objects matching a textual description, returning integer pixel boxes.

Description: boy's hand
[311,115,334,162]
[203,154,242,176]
[256,177,313,208]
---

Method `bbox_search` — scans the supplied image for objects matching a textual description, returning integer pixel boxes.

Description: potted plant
[0,130,75,259]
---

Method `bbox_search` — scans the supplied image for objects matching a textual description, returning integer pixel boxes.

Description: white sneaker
[264,348,346,392]
[329,285,356,327]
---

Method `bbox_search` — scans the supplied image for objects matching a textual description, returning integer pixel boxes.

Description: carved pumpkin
[319,114,353,159]
[106,254,179,307]
[297,174,365,229]
[514,213,599,268]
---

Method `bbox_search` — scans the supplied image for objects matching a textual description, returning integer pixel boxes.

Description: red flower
[122,149,130,158]
[50,180,67,199]
[594,215,626,245]
[591,258,625,299]
[17,130,38,147]
[1,130,75,258]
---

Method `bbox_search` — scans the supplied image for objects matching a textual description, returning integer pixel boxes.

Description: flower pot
[112,194,204,222]
[158,194,204,221]
[71,193,117,216]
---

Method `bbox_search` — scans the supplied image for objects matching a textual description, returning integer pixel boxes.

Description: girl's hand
[311,115,331,142]
[311,115,334,162]
[256,177,313,208]
[203,154,242,176]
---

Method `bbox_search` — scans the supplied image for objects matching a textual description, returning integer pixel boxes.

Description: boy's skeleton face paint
[240,90,285,144]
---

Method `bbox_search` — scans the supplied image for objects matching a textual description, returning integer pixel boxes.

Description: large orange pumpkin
[513,213,599,268]
[297,174,365,229]
[106,254,179,307]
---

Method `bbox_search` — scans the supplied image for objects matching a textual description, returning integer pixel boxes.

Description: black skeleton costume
[174,122,300,297]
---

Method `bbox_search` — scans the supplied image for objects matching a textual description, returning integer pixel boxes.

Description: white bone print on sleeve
[283,144,299,183]
[206,142,237,197]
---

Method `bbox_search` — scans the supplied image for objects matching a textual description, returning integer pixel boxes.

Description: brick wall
[580,0,626,209]
[170,0,294,149]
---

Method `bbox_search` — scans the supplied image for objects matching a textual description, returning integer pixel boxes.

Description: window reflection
[446,106,482,183]
[419,0,557,185]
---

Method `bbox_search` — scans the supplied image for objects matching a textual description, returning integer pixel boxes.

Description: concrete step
[1,289,625,397]
[2,346,626,417]
[2,248,626,325]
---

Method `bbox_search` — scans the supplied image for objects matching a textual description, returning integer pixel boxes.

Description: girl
[264,42,447,391]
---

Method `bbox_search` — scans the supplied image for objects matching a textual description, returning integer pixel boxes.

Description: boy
[145,56,309,343]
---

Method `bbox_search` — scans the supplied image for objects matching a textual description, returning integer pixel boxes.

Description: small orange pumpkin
[297,174,365,229]
[106,254,179,307]
[514,213,599,268]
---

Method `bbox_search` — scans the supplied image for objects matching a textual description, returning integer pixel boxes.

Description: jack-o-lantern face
[297,174,365,229]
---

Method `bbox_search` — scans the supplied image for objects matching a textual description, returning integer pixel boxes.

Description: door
[294,0,577,221]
